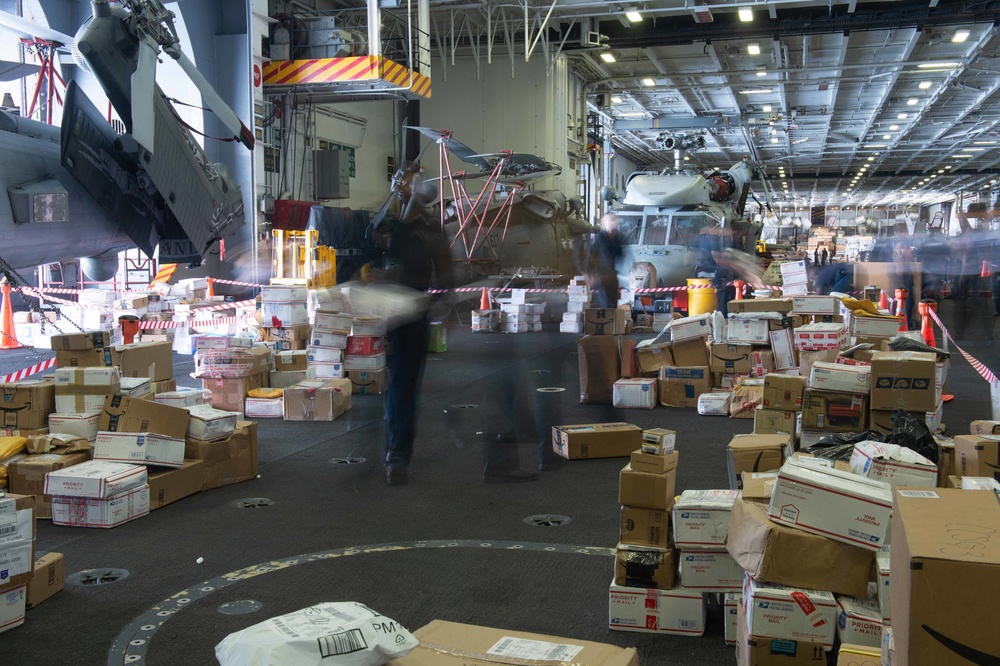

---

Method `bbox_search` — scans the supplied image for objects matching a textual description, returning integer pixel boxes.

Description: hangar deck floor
[1,299,996,666]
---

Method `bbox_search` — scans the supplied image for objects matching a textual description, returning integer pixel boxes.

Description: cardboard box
[1,381,55,430]
[673,489,740,549]
[890,488,1000,665]
[55,347,111,368]
[261,285,307,302]
[657,366,711,408]
[266,324,312,342]
[730,379,765,419]
[185,403,236,440]
[345,336,384,356]
[619,461,678,511]
[393,620,639,665]
[348,369,388,395]
[730,298,794,314]
[577,335,620,405]
[49,331,111,351]
[26,552,63,609]
[727,433,788,489]
[744,576,838,648]
[120,377,152,399]
[261,301,308,327]
[667,313,713,342]
[614,543,675,590]
[619,338,637,378]
[727,318,771,345]
[311,361,345,379]
[882,627,897,666]
[183,421,258,490]
[635,340,673,375]
[146,460,204,510]
[552,423,642,460]
[93,431,185,468]
[0,494,35,588]
[306,346,343,364]
[269,370,310,390]
[47,411,100,442]
[8,452,89,519]
[769,328,798,370]
[754,408,797,439]
[763,373,806,411]
[809,362,871,394]
[0,585,25,634]
[274,350,309,372]
[51,484,149,528]
[876,548,890,623]
[849,315,900,338]
[608,581,706,635]
[801,390,867,433]
[351,316,387,337]
[629,449,677,475]
[748,349,775,378]
[23,433,89,457]
[727,499,874,597]
[836,644,881,666]
[44,460,147,498]
[194,346,271,379]
[954,434,1000,483]
[710,343,753,373]
[735,601,827,666]
[792,295,843,315]
[970,420,1000,436]
[283,379,352,421]
[741,471,778,502]
[641,428,676,454]
[313,311,353,334]
[193,335,253,351]
[670,337,710,367]
[798,349,838,386]
[112,341,173,381]
[54,367,121,413]
[849,441,937,489]
[582,308,625,335]
[620,506,670,549]
[99,394,189,439]
[724,592,740,646]
[155,388,213,409]
[836,596,883,649]
[768,459,892,551]
[343,353,386,372]
[201,373,268,412]
[794,323,847,351]
[612,379,657,409]
[679,549,743,591]
[869,351,938,412]
[244,397,283,419]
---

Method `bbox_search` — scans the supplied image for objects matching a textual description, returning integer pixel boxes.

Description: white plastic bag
[697,391,732,416]
[215,602,418,666]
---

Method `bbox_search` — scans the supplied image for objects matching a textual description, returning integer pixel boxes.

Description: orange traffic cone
[982,260,993,278]
[206,277,215,298]
[0,281,22,349]
[480,288,491,310]
[895,288,909,332]
[918,299,938,348]
[879,289,889,311]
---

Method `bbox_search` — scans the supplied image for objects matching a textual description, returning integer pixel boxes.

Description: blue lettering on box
[770,640,796,656]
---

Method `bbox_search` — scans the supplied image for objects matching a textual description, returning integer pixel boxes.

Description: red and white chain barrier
[928,308,998,383]
[209,278,266,288]
[137,314,256,329]
[0,357,57,383]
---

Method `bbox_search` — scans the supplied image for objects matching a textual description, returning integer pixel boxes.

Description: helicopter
[0,0,252,282]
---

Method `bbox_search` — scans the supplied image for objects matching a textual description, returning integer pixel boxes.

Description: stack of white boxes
[562,279,589,334]
[344,316,388,385]
[309,310,350,380]
[673,490,743,595]
[500,290,543,334]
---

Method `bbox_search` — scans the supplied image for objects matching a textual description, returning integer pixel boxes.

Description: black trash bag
[884,411,939,463]
[887,336,950,359]
[802,430,886,461]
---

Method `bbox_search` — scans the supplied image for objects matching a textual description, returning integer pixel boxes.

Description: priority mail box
[744,575,838,648]
[792,295,844,316]
[154,388,213,409]
[111,341,173,381]
[119,377,152,399]
[261,301,308,327]
[260,285,307,302]
[313,310,353,334]
[1,381,55,430]
[49,331,111,351]
[726,499,874,597]
[954,434,1000,482]
[305,346,343,364]
[754,408,797,439]
[93,432,185,468]
[836,596,884,649]
[735,602,827,666]
[726,318,771,345]
[724,592,740,646]
[193,346,271,379]
[614,543,676,590]
[763,373,806,411]
[310,361,344,379]
[54,367,120,413]
[729,297,794,314]
[679,549,743,591]
[869,351,938,412]
[186,405,238,442]
[244,397,283,419]
[608,581,706,635]
[657,366,712,408]
[794,323,847,351]
[849,441,937,489]
[619,461,678,511]
[769,327,798,370]
[667,313,713,342]
[962,476,1000,490]
[8,453,90,519]
[768,459,892,551]
[283,379,352,421]
[849,315,901,338]
[43,460,147,498]
[194,335,253,351]
[344,353,386,371]
[620,506,670,549]
[672,489,740,549]
[552,423,642,460]
[351,316,387,337]
[48,411,100,442]
[274,350,309,371]
[635,340,673,375]
[876,548,890,623]
[0,494,35,588]
[801,390,867,433]
[641,428,676,454]
[890,489,1000,666]
[99,394,188,439]
[309,330,349,349]
[727,433,788,490]
[0,585,25,634]
[809,362,870,394]
[710,343,753,373]
[612,379,657,409]
[51,484,149,528]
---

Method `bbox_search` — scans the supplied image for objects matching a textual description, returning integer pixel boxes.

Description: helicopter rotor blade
[130,34,159,153]
[168,46,254,150]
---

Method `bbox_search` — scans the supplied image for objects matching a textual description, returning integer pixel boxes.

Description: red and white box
[876,548,890,624]
[345,336,384,356]
[726,317,770,345]
[672,489,740,549]
[608,581,706,635]
[310,330,349,349]
[724,592,740,645]
[93,432,186,468]
[260,285,308,303]
[245,397,283,419]
[792,295,844,316]
[794,323,847,351]
[48,411,101,442]
[261,302,308,327]
[848,441,937,489]
[743,575,837,648]
[836,595,884,648]
[310,361,344,379]
[51,484,149,528]
[768,459,892,551]
[666,313,713,342]
[678,549,743,592]
[0,585,25,634]
[769,328,798,370]
[809,361,871,394]
[44,460,148,498]
[307,346,343,363]
[612,378,657,409]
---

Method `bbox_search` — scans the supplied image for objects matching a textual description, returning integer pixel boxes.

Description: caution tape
[210,278,266,288]
[0,357,56,383]
[928,309,998,383]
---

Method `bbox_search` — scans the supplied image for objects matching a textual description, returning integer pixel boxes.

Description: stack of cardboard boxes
[561,279,590,334]
[344,315,388,390]
[499,290,545,334]
[194,341,272,413]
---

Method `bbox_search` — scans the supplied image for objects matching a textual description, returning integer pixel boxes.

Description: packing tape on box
[929,308,997,383]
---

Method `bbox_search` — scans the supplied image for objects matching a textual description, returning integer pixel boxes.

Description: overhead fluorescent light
[600,53,616,63]
[918,62,960,69]
[739,7,753,22]
[946,165,953,169]
[618,112,647,117]
[953,154,973,158]
[757,70,767,77]
[973,140,997,145]
[748,43,761,55]
[967,147,985,151]
[762,105,772,112]
[952,29,970,43]
[771,137,779,143]
[897,113,908,119]
[882,134,891,140]
[864,144,887,148]
[889,125,899,131]
[625,9,643,22]
[741,88,772,94]
[642,78,655,86]
[906,98,918,106]
[868,157,875,161]
[611,96,623,103]
[918,80,932,89]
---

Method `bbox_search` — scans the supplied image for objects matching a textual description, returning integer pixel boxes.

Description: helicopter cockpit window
[641,215,670,246]
[616,214,641,245]
[671,213,721,248]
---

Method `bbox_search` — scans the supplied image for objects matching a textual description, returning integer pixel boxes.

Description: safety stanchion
[918,299,938,348]
[895,288,909,331]
[0,281,21,349]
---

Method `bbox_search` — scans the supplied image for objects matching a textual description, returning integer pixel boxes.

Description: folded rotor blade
[0,10,75,45]
[131,36,159,154]
[172,48,254,151]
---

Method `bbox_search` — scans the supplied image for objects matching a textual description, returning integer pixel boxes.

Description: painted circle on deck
[108,540,611,666]
[536,387,566,393]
